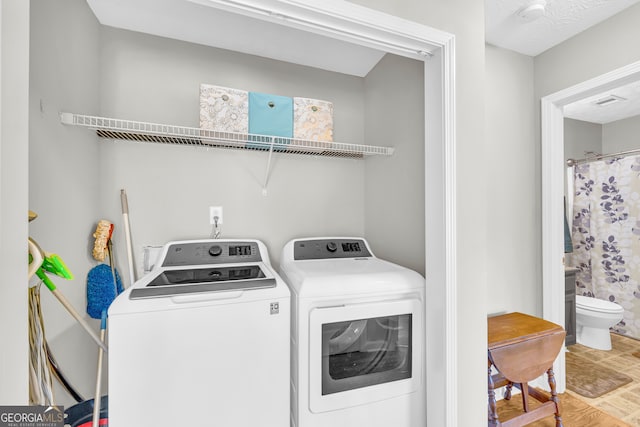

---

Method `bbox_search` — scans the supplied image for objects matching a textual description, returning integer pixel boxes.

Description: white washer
[108,239,290,427]
[279,237,426,427]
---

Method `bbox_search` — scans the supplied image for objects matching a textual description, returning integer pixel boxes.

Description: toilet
[575,295,624,350]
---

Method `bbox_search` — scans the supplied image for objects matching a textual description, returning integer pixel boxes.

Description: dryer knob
[209,245,223,256]
[326,242,338,253]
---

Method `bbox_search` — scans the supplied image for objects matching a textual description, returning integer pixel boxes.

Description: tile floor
[567,333,640,425]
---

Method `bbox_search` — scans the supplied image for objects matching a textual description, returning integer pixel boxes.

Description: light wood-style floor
[496,388,630,426]
[565,333,640,425]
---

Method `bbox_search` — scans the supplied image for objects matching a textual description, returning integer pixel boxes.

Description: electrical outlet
[209,206,223,225]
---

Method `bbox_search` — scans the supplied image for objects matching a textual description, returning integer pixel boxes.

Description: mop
[87,220,123,427]
[27,237,52,405]
[28,279,54,405]
[87,220,122,318]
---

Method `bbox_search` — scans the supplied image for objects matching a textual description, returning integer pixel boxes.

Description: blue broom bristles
[87,264,123,320]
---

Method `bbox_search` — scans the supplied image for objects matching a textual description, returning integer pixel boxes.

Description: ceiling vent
[594,95,627,107]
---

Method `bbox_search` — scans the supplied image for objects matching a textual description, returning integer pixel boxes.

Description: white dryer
[279,237,425,427]
[108,239,290,427]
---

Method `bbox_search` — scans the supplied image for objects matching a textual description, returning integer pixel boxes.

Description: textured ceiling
[486,0,640,57]
[486,0,640,123]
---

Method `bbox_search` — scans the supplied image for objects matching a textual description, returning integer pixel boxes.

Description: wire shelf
[60,113,394,159]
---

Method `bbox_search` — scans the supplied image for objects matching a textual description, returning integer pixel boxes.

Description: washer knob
[209,245,223,256]
[326,242,338,253]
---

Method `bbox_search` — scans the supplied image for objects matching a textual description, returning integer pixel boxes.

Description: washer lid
[129,264,276,299]
[576,295,623,313]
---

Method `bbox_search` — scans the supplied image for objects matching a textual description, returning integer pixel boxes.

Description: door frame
[0,0,30,403]
[541,60,640,392]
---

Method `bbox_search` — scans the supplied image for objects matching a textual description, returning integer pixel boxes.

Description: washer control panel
[293,238,372,260]
[162,241,262,266]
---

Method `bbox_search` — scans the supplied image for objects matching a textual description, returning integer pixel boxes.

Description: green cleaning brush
[29,238,107,352]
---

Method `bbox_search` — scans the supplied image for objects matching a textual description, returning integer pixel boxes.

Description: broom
[87,220,123,427]
[29,238,108,353]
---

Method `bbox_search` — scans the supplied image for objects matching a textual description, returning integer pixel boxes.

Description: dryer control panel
[293,238,372,260]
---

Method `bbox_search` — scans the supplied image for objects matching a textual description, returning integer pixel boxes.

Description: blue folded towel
[248,92,293,149]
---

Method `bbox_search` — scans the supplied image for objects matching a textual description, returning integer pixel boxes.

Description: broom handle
[92,316,106,427]
[51,288,108,352]
[35,268,107,352]
[108,241,118,294]
[121,189,136,287]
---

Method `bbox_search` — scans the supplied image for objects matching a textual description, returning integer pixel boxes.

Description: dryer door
[308,298,422,413]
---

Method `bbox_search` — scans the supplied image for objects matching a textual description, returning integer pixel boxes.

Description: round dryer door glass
[321,314,412,395]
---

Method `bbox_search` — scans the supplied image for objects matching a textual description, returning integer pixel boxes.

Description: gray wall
[29,0,101,406]
[364,54,425,275]
[97,26,369,275]
[564,118,602,201]
[563,115,640,163]
[564,119,602,162]
[485,45,537,315]
[0,0,30,404]
[535,4,640,98]
[603,115,640,153]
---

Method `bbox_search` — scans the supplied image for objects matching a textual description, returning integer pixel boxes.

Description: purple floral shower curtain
[572,155,640,339]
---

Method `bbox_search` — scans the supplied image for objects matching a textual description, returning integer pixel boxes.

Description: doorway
[541,60,640,392]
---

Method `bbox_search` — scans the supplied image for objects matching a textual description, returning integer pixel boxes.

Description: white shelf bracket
[59,112,74,125]
[262,138,276,196]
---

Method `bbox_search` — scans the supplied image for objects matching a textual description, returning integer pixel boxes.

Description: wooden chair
[487,312,565,427]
